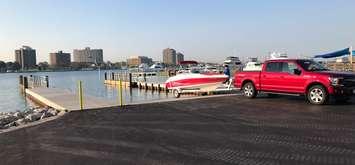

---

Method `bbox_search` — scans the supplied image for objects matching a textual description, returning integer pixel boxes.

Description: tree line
[0,61,21,72]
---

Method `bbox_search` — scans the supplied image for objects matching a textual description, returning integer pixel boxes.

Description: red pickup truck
[234,59,355,105]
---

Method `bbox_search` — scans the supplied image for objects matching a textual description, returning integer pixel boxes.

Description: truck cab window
[282,62,299,74]
[266,62,282,72]
[296,60,329,71]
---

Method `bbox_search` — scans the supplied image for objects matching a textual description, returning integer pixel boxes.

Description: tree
[70,62,90,70]
[5,62,21,71]
[38,62,49,71]
[13,62,21,71]
[6,62,14,71]
[0,61,6,72]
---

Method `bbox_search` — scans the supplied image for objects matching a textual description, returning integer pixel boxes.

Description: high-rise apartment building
[176,52,184,64]
[50,51,71,67]
[15,46,37,70]
[73,47,103,64]
[163,48,176,65]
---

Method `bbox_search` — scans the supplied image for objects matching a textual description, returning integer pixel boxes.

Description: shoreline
[0,68,123,74]
[0,106,63,132]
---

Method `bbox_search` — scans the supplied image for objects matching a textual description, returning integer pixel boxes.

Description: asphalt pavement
[0,95,355,165]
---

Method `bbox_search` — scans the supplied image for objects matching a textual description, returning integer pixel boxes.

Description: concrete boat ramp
[25,88,117,111]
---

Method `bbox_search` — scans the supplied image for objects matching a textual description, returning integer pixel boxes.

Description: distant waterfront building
[49,51,71,67]
[163,48,176,65]
[127,56,153,67]
[73,47,103,64]
[15,46,37,70]
[176,52,184,64]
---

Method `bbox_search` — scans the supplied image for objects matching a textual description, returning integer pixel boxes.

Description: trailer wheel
[242,82,257,98]
[173,89,181,98]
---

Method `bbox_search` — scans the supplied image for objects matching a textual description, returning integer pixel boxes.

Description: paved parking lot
[0,95,355,165]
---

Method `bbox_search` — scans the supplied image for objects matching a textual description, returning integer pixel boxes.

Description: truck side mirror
[293,69,302,75]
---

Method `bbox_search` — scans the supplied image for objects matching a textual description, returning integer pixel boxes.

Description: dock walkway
[25,88,117,111]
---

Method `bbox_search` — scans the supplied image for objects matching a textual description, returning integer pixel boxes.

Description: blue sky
[0,0,354,63]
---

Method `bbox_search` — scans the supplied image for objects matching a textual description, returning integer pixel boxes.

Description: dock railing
[19,75,49,90]
[28,75,49,88]
[103,71,170,92]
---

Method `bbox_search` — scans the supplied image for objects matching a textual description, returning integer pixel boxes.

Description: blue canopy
[353,51,355,55]
[314,48,351,58]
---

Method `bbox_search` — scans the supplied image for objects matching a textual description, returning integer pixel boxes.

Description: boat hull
[165,73,228,92]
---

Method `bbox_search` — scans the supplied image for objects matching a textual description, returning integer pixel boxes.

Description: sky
[0,0,355,63]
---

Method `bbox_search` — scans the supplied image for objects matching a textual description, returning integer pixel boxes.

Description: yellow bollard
[78,81,84,110]
[117,79,124,107]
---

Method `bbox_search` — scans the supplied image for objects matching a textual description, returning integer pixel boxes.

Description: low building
[127,56,153,67]
[49,51,71,67]
[15,46,37,70]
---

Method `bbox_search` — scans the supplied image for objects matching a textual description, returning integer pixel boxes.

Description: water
[0,71,172,112]
[0,73,30,112]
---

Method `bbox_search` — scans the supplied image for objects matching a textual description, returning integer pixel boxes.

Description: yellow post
[117,79,124,107]
[78,81,84,110]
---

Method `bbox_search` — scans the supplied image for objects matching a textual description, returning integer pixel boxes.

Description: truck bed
[234,71,261,90]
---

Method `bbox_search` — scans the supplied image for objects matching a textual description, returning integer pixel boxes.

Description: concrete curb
[25,89,67,111]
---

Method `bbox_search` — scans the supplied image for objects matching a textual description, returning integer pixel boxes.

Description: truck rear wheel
[307,85,328,105]
[242,82,257,98]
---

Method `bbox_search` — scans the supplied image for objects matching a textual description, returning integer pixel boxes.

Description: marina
[1,1,355,164]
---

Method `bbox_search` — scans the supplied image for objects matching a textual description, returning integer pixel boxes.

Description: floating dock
[103,72,169,92]
[25,88,117,111]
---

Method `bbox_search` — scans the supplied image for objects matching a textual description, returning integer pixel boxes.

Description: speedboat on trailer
[165,73,228,98]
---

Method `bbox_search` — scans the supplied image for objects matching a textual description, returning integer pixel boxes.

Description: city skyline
[1,0,355,63]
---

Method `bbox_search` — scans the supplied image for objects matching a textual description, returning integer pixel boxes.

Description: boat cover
[314,48,351,58]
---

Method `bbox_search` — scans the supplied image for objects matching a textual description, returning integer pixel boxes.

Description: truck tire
[242,82,257,98]
[307,85,328,105]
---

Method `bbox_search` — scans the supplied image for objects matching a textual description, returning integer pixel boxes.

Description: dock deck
[25,88,117,111]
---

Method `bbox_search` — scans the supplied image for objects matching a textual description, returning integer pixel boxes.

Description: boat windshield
[191,68,200,73]
[296,60,329,71]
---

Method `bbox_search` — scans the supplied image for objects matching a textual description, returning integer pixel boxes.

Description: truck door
[280,62,306,93]
[260,62,283,91]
